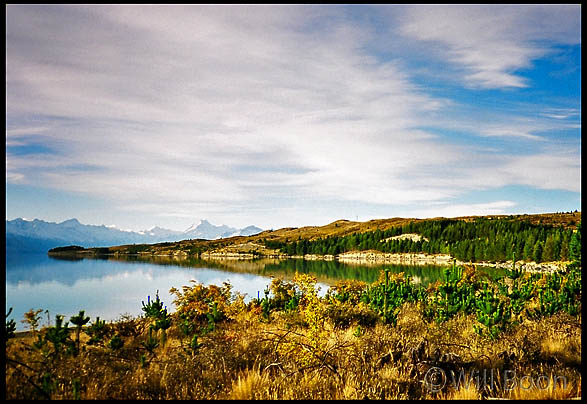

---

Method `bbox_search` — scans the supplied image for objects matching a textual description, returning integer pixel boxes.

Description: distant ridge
[7,212,580,255]
[48,211,579,255]
[5,218,263,253]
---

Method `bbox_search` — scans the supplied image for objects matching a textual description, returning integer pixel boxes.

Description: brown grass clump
[5,310,582,400]
[506,376,581,400]
[228,367,270,400]
[5,272,582,400]
[438,379,483,400]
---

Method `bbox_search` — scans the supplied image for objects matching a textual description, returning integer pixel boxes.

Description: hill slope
[56,212,581,265]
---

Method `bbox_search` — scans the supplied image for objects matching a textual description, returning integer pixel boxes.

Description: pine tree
[569,221,581,267]
[523,233,536,261]
[542,235,555,262]
[560,232,570,261]
[532,241,543,263]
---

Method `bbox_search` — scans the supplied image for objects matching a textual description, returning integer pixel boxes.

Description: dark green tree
[523,233,536,261]
[542,235,556,262]
[70,310,90,355]
[569,221,581,267]
[532,241,544,263]
[5,307,16,340]
[560,232,570,261]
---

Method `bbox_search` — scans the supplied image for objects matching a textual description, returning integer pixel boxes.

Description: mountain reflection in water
[8,252,496,332]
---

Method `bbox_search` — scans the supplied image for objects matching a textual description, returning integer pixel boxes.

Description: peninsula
[49,211,581,272]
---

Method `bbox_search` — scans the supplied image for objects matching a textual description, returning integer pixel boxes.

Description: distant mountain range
[5,218,263,253]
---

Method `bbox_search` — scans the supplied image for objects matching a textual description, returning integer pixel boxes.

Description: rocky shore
[199,249,567,273]
[50,246,569,273]
[335,250,568,273]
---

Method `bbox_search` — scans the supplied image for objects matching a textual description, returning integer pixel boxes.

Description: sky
[5,4,581,232]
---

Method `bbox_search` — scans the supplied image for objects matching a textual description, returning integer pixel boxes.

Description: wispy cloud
[394,5,580,89]
[501,152,581,193]
[6,6,452,206]
[539,108,581,120]
[406,200,519,219]
[5,5,581,230]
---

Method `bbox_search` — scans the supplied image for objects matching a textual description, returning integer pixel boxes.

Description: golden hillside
[93,211,581,257]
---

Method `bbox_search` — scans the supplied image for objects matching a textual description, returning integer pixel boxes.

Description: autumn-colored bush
[5,261,582,400]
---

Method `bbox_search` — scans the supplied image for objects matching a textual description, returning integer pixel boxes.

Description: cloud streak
[5,5,581,230]
[395,4,580,89]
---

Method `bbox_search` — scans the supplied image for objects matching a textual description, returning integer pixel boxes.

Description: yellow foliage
[169,280,233,323]
[506,376,580,400]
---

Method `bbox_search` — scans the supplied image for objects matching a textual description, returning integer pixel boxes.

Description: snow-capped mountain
[6,218,263,253]
[181,219,263,240]
[184,219,237,240]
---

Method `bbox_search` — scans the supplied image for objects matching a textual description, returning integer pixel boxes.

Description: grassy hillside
[265,213,581,263]
[255,211,581,243]
[55,212,581,265]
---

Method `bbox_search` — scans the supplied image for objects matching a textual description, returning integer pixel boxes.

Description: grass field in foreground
[5,261,581,400]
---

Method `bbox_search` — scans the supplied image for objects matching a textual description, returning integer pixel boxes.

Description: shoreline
[199,249,568,272]
[50,248,569,273]
[334,250,567,273]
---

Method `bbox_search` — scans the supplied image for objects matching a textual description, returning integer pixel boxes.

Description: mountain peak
[6,217,262,251]
[240,225,263,236]
[182,219,241,239]
[184,219,215,233]
[60,218,81,226]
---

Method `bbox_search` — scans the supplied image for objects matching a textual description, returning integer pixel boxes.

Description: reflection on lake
[88,254,455,285]
[6,252,456,331]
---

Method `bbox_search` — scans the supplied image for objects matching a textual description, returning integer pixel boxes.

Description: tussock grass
[6,308,581,399]
[506,376,581,400]
[6,268,581,400]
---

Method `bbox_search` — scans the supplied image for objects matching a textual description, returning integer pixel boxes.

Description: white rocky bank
[197,248,568,273]
[336,250,568,273]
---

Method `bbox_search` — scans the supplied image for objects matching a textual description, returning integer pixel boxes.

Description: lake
[6,252,453,331]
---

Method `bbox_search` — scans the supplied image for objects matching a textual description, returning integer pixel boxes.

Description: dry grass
[5,295,582,400]
[91,212,581,257]
[439,379,483,400]
[506,376,581,400]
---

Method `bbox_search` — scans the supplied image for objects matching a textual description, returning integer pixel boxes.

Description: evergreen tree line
[263,218,581,263]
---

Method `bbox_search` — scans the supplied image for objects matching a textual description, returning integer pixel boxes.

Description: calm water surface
[6,252,452,331]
